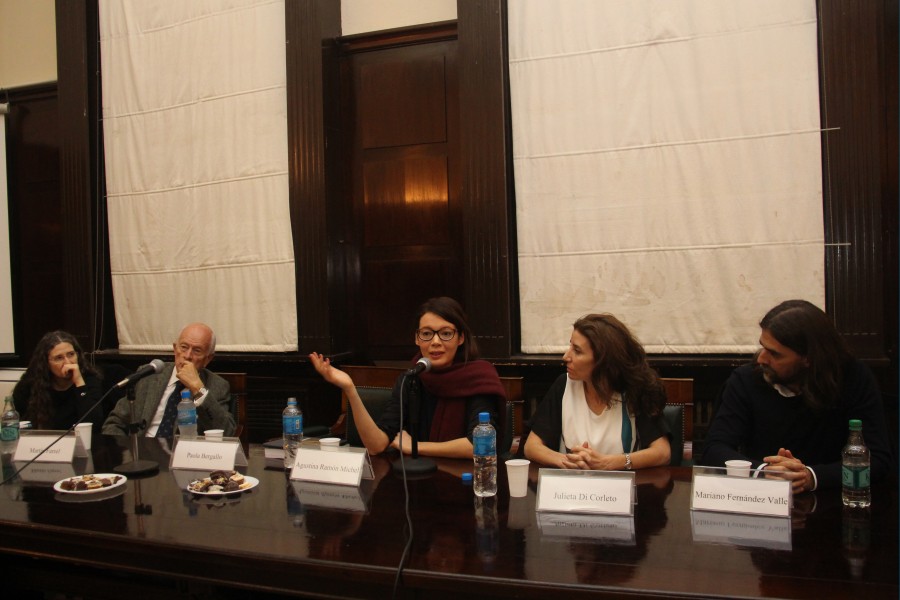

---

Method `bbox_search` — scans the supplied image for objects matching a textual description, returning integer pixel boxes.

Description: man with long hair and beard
[702,300,893,492]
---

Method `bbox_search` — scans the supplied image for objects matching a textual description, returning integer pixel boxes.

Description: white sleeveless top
[560,375,636,454]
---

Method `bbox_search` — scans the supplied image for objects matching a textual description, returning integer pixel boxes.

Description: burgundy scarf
[417,359,506,442]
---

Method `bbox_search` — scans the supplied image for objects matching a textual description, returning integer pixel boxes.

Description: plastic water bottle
[282,397,303,469]
[472,411,497,497]
[1,396,20,443]
[176,390,198,439]
[842,419,870,508]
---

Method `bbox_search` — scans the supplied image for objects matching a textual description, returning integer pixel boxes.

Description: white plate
[55,485,126,503]
[53,473,128,495]
[188,475,259,496]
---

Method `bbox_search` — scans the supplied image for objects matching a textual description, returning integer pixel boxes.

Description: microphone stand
[392,373,436,477]
[113,383,159,476]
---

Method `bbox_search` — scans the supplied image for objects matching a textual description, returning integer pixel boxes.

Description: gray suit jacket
[102,362,235,437]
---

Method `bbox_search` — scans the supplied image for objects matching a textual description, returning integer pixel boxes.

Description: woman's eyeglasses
[416,328,457,342]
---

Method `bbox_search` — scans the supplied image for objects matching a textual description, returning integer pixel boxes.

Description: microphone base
[114,459,159,476]
[391,456,437,478]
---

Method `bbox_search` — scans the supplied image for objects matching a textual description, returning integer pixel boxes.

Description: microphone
[115,359,166,388]
[405,357,432,376]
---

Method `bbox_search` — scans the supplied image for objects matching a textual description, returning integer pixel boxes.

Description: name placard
[170,437,248,471]
[691,510,792,550]
[691,468,791,518]
[537,512,635,543]
[536,469,635,515]
[290,445,374,486]
[291,480,373,512]
[13,461,77,483]
[13,430,82,463]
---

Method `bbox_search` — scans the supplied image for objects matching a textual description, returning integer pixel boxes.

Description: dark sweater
[13,373,105,433]
[702,360,893,489]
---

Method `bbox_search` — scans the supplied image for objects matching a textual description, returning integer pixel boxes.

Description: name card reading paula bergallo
[536,469,635,515]
[691,471,791,518]
[290,445,374,487]
[13,431,81,463]
[171,438,247,471]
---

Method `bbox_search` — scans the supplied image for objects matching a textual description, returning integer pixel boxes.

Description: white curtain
[100,0,297,352]
[509,0,825,354]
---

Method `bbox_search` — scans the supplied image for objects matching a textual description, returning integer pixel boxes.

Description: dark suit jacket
[101,363,234,436]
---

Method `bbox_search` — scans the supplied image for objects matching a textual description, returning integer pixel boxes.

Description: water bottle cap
[478,412,490,423]
[287,397,298,405]
[180,390,192,399]
[461,472,473,483]
[849,419,862,430]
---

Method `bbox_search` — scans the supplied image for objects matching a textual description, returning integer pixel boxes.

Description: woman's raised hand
[308,353,354,390]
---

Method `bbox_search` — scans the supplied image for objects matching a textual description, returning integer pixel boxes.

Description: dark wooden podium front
[0,435,896,599]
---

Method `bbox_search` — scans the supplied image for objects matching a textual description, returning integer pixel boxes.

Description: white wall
[0,0,57,88]
[341,0,456,36]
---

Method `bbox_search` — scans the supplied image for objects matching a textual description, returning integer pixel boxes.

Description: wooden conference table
[0,435,896,599]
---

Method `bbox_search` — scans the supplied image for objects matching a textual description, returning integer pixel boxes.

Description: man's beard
[759,364,805,388]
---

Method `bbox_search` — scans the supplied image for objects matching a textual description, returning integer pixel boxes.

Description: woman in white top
[524,314,671,470]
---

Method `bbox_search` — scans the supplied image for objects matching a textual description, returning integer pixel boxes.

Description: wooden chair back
[661,377,694,465]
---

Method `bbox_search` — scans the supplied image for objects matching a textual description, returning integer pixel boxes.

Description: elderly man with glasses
[103,323,234,438]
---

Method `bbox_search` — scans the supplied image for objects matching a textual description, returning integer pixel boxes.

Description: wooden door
[344,38,461,360]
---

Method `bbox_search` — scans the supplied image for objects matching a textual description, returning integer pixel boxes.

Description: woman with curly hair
[12,331,104,432]
[524,314,671,470]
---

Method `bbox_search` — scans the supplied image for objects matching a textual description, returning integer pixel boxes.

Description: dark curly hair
[415,296,480,362]
[13,331,98,429]
[573,314,666,417]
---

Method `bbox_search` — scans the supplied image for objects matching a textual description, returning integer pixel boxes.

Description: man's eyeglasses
[176,343,207,358]
[416,328,457,342]
[49,351,77,365]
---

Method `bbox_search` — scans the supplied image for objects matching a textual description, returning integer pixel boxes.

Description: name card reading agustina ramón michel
[690,467,791,518]
[13,430,84,463]
[536,469,635,516]
[290,445,374,486]
[170,438,248,471]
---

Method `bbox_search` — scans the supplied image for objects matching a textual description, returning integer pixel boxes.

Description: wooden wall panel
[363,154,450,247]
[819,0,896,363]
[286,0,342,354]
[358,55,448,148]
[55,0,98,351]
[4,86,61,358]
[457,1,515,359]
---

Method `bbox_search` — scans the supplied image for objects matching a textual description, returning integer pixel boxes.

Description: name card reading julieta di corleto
[690,466,791,518]
[13,430,87,463]
[291,445,374,486]
[170,436,248,471]
[536,469,636,516]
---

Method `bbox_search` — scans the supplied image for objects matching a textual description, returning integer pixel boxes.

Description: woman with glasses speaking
[12,331,105,433]
[310,297,506,458]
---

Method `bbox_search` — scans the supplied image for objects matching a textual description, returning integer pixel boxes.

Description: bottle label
[1,424,18,442]
[283,416,302,435]
[473,433,496,457]
[177,406,197,425]
[842,465,870,489]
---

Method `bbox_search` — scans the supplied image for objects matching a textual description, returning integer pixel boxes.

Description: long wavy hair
[13,331,97,428]
[415,296,480,363]
[759,300,851,411]
[573,314,666,417]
